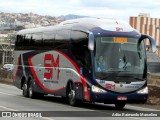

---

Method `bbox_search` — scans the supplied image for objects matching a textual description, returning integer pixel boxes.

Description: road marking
[42,117,55,120]
[0,105,17,111]
[0,91,14,96]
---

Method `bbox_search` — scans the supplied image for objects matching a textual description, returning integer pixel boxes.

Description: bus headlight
[92,85,106,93]
[137,87,148,94]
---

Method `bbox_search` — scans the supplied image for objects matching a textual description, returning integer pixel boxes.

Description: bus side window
[43,31,55,50]
[24,34,32,48]
[15,35,23,50]
[71,31,91,72]
[32,33,43,50]
[16,35,26,50]
[54,30,70,51]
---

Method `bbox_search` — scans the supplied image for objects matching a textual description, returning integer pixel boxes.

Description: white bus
[13,18,156,108]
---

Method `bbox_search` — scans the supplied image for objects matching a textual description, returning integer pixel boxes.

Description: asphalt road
[0,83,159,120]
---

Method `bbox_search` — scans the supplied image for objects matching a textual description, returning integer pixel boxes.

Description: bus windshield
[94,37,145,80]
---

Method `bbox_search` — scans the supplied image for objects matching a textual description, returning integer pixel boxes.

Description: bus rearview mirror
[139,34,156,53]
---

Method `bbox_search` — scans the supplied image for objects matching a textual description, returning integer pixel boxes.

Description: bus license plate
[117,96,127,100]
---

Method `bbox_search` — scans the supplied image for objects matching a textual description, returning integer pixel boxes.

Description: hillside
[0,12,89,31]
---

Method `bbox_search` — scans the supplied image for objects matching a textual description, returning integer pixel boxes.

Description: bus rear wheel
[28,80,37,99]
[115,102,126,109]
[22,82,28,97]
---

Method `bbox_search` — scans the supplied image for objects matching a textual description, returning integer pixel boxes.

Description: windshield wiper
[100,70,130,80]
[106,70,130,72]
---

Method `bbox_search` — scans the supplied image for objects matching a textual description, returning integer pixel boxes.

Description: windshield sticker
[114,37,127,43]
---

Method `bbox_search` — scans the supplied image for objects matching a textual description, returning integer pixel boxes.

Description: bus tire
[22,81,28,97]
[28,80,37,99]
[67,82,79,106]
[115,102,126,109]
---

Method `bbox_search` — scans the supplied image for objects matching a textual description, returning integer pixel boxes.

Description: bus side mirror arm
[138,34,156,53]
[88,32,94,51]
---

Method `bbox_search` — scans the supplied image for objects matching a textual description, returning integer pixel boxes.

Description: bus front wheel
[115,102,126,109]
[67,82,79,106]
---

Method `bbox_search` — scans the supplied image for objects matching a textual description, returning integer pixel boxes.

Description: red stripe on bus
[55,50,90,101]
[28,50,90,101]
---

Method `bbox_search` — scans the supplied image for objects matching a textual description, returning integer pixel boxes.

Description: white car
[1,64,14,72]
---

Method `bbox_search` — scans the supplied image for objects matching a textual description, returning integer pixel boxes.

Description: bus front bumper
[90,91,148,104]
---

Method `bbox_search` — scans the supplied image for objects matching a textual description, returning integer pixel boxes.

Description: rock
[147,85,160,105]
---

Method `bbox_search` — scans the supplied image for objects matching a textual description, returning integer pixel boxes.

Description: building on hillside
[0,33,15,64]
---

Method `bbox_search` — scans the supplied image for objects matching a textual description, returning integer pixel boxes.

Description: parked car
[1,64,14,72]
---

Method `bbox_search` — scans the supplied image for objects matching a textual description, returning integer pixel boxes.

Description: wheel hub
[69,90,75,100]
[29,86,32,97]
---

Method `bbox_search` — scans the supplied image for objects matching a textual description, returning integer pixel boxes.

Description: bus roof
[17,18,134,35]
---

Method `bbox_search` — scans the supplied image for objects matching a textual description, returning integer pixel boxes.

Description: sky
[0,0,160,22]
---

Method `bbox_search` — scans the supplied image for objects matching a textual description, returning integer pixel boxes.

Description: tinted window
[54,30,70,50]
[15,30,71,51]
[71,31,91,71]
[43,31,55,49]
[32,33,43,49]
[71,30,87,40]
[15,35,23,47]
[24,34,32,46]
[33,33,43,45]
[15,34,31,50]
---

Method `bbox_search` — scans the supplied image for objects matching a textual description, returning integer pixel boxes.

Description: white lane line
[0,91,14,96]
[42,117,55,120]
[0,105,17,111]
